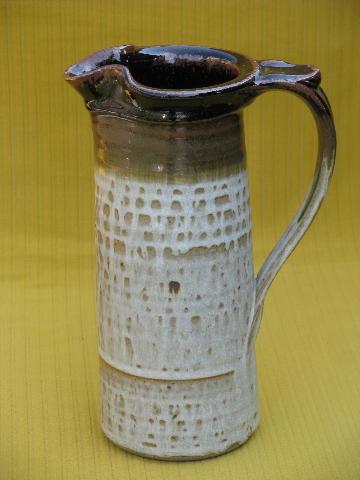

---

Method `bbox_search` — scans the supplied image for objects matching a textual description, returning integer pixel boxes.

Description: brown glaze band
[92,111,246,182]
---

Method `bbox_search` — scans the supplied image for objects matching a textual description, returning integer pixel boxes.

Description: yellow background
[1,1,360,478]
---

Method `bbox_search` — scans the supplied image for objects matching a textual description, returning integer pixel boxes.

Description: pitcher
[64,45,335,460]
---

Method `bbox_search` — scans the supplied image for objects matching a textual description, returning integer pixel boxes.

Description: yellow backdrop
[1,1,360,478]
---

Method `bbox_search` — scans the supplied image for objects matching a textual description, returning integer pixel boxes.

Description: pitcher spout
[64,45,136,102]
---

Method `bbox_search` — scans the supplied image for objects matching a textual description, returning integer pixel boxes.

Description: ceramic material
[64,45,336,460]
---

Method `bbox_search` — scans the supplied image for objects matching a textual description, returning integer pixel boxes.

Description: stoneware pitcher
[64,45,336,460]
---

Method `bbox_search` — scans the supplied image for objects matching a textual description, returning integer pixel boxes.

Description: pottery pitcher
[64,45,336,460]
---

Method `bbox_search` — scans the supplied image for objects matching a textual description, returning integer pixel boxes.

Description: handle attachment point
[256,59,321,87]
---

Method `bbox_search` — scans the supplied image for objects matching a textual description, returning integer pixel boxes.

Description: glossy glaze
[65,45,336,460]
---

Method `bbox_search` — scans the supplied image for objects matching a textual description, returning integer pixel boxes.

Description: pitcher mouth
[64,45,259,121]
[123,46,243,89]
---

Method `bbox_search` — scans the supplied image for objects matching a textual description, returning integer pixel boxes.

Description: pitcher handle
[245,60,336,349]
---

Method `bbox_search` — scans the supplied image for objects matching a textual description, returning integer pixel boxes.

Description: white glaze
[95,165,259,459]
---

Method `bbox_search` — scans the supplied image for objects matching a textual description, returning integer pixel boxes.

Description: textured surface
[2,0,360,478]
[95,167,253,378]
[100,358,258,459]
[95,161,256,457]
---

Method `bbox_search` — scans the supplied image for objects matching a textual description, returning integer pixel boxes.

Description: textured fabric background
[1,1,359,478]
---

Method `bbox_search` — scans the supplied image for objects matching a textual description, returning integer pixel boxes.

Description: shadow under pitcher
[64,45,336,461]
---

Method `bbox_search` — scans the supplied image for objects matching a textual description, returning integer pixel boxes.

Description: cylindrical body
[93,111,259,459]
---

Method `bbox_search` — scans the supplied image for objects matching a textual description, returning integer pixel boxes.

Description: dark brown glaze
[64,45,321,121]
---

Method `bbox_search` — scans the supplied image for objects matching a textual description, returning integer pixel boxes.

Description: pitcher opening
[125,46,240,89]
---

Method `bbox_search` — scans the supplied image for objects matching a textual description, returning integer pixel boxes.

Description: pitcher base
[101,422,259,461]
